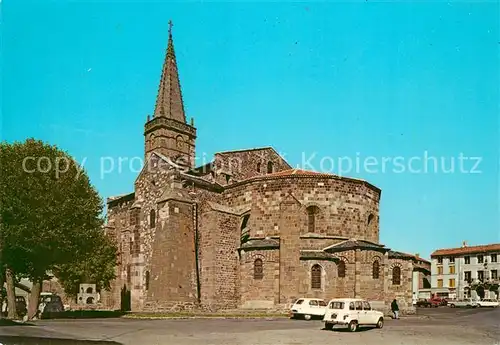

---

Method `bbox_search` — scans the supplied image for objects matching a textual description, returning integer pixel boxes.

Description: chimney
[415,253,420,258]
[462,241,468,248]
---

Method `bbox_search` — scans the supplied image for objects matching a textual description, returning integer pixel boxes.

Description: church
[101,25,430,313]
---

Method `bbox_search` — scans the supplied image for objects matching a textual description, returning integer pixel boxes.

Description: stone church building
[100,26,430,313]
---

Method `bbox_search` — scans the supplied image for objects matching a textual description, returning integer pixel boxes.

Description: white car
[290,298,327,320]
[448,298,477,308]
[476,299,499,308]
[323,298,384,332]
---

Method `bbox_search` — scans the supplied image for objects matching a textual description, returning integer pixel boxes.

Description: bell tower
[144,21,196,168]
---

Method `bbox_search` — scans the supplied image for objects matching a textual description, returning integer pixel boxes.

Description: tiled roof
[300,250,339,261]
[431,243,500,257]
[226,168,381,194]
[265,169,337,178]
[216,146,275,155]
[107,192,135,206]
[180,173,224,192]
[389,251,430,264]
[323,239,387,253]
[239,238,279,250]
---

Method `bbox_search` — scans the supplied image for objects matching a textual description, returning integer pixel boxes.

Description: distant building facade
[98,25,431,313]
[430,242,500,300]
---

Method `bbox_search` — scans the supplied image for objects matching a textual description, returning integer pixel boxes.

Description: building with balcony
[430,242,500,300]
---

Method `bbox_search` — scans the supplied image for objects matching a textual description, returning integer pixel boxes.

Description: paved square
[0,308,498,345]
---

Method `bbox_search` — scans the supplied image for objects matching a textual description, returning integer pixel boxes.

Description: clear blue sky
[3,1,499,259]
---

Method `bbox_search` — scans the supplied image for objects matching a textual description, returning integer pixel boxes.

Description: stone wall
[240,249,279,308]
[198,209,240,309]
[334,250,356,298]
[298,260,338,299]
[213,148,291,185]
[101,153,424,313]
[147,198,198,308]
[278,194,302,305]
[356,250,385,301]
[224,176,380,243]
[385,257,415,313]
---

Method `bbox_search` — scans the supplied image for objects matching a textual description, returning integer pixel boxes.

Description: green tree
[53,233,117,298]
[0,139,116,319]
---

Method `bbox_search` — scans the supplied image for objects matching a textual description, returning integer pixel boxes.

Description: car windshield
[329,301,344,309]
[318,300,327,306]
[295,299,304,305]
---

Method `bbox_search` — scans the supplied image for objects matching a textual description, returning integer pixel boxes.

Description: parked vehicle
[429,297,446,307]
[476,299,499,308]
[416,299,432,308]
[38,294,64,318]
[448,298,477,308]
[290,298,327,320]
[323,298,384,332]
[1,296,27,318]
[15,296,27,317]
[416,297,442,308]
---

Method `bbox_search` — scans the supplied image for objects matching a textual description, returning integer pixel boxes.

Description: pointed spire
[153,20,186,122]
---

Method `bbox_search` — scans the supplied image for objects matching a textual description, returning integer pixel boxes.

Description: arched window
[372,260,380,279]
[150,209,156,228]
[367,213,374,226]
[392,266,401,285]
[306,206,319,233]
[267,161,273,173]
[145,271,150,290]
[86,287,93,293]
[257,162,261,172]
[254,259,263,279]
[337,261,346,278]
[176,135,184,149]
[311,264,322,289]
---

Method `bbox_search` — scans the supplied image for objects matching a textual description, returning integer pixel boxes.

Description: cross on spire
[168,20,173,36]
[152,20,186,122]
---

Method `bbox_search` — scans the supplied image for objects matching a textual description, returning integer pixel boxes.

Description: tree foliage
[0,139,117,316]
[53,234,118,298]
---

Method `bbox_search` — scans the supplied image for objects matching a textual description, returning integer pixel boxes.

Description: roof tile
[431,243,500,257]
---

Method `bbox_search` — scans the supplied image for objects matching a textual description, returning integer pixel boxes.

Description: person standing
[391,299,399,319]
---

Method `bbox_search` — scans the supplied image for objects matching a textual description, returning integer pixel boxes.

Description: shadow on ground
[324,326,374,332]
[0,320,35,327]
[41,310,127,319]
[0,336,123,344]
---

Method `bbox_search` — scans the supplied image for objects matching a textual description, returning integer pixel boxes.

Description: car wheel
[376,317,384,329]
[450,304,455,308]
[304,314,312,321]
[348,321,358,332]
[325,322,333,330]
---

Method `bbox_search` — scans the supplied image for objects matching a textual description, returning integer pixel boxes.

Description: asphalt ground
[0,306,497,345]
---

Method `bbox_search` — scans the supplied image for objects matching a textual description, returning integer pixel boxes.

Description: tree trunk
[0,268,4,320]
[5,267,16,319]
[27,277,42,320]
